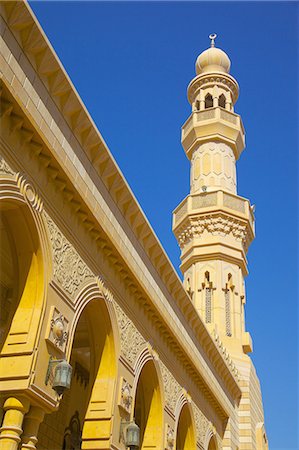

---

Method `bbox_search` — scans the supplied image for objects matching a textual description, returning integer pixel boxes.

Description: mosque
[0,1,268,449]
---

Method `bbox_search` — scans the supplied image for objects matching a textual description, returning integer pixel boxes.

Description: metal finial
[209,33,217,48]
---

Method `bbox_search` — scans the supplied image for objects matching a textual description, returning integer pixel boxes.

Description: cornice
[187,72,239,105]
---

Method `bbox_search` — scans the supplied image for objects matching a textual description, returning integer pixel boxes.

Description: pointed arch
[174,394,196,450]
[218,93,226,108]
[205,93,213,109]
[0,175,50,365]
[132,346,164,449]
[38,280,118,450]
[204,428,218,450]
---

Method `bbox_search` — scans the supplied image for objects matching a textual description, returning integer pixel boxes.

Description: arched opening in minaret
[195,100,200,111]
[219,94,226,108]
[205,93,213,109]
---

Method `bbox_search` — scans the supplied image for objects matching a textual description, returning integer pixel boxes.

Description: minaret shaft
[173,39,254,356]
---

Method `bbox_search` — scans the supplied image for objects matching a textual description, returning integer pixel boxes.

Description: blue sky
[30,2,298,448]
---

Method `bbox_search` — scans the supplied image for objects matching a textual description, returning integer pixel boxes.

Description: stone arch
[174,394,196,450]
[132,346,164,449]
[0,175,49,362]
[38,280,118,450]
[204,429,218,450]
[204,93,213,109]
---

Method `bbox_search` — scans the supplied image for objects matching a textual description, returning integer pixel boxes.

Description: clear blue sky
[30,2,298,448]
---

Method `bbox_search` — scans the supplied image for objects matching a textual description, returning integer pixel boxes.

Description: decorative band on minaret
[173,35,254,356]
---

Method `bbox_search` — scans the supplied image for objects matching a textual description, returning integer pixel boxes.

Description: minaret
[173,34,254,357]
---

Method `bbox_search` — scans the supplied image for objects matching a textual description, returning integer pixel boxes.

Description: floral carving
[118,377,133,414]
[160,363,181,414]
[45,213,94,298]
[193,403,210,447]
[113,301,146,366]
[0,156,14,175]
[46,307,69,352]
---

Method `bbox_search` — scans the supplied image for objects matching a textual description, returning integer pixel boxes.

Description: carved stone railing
[182,107,242,139]
[173,191,254,230]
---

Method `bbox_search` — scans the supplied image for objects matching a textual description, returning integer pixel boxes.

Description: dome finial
[209,33,217,48]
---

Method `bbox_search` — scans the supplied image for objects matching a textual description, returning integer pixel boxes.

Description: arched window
[195,100,200,111]
[219,94,226,108]
[204,272,212,324]
[225,274,233,337]
[205,93,213,109]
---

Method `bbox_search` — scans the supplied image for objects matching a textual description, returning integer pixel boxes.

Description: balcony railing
[182,107,244,138]
[173,190,254,230]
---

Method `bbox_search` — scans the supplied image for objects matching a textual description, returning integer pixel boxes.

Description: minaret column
[173,34,254,355]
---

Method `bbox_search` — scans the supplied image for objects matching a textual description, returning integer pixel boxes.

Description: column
[0,397,30,450]
[20,406,45,450]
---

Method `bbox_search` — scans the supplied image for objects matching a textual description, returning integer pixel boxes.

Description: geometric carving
[160,362,181,414]
[118,377,133,414]
[0,156,15,176]
[113,301,146,367]
[44,212,94,298]
[223,192,245,213]
[46,307,69,353]
[192,193,217,209]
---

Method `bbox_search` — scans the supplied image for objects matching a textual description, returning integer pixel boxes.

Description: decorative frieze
[160,362,181,414]
[113,301,146,367]
[177,214,248,249]
[193,403,210,447]
[44,213,94,298]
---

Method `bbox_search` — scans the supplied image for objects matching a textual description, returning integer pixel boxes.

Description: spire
[209,33,217,48]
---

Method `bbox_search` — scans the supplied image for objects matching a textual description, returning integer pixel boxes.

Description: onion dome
[196,34,231,75]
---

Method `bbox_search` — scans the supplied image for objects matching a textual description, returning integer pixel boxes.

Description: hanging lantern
[52,359,72,396]
[126,419,140,449]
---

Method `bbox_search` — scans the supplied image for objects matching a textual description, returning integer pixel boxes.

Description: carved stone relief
[193,403,210,447]
[46,307,69,353]
[177,214,248,249]
[113,301,146,367]
[160,362,181,414]
[17,173,43,212]
[44,212,94,298]
[118,377,133,414]
[0,156,15,176]
[165,424,174,450]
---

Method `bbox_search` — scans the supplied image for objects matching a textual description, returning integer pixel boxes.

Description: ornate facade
[0,3,268,450]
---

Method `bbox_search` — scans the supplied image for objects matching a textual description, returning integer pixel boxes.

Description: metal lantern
[52,359,72,396]
[126,420,140,449]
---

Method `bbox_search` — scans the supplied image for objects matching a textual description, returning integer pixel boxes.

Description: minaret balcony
[181,107,245,160]
[173,191,255,275]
